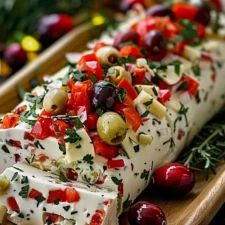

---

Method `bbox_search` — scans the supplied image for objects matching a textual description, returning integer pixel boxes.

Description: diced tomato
[85,113,99,130]
[66,168,78,180]
[120,46,142,58]
[181,76,199,96]
[107,159,125,169]
[78,53,103,81]
[1,113,20,129]
[68,80,93,115]
[172,3,198,21]
[47,189,65,204]
[133,67,146,85]
[29,189,42,199]
[31,111,53,140]
[92,135,119,159]
[90,209,105,225]
[64,188,80,203]
[7,197,20,212]
[36,154,49,162]
[197,24,206,39]
[118,78,138,100]
[123,107,142,132]
[93,42,107,52]
[158,89,171,104]
[202,52,213,63]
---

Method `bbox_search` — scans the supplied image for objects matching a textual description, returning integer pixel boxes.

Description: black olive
[195,6,211,26]
[144,30,167,55]
[146,4,175,19]
[113,30,139,49]
[92,81,117,111]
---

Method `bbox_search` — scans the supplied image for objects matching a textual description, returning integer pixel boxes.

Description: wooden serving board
[1,21,225,225]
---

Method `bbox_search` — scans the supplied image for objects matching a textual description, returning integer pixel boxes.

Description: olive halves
[144,30,167,55]
[92,81,117,111]
[97,112,127,145]
[43,88,68,115]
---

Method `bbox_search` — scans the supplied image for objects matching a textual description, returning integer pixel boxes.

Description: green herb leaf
[65,129,81,143]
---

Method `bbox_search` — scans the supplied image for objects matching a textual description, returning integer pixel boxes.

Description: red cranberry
[4,43,27,70]
[113,30,139,49]
[195,6,211,26]
[144,30,167,55]
[119,0,145,11]
[152,163,195,196]
[128,201,166,225]
[146,5,174,19]
[38,14,74,45]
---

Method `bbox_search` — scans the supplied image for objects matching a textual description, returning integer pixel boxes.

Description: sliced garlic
[183,46,201,61]
[134,85,159,97]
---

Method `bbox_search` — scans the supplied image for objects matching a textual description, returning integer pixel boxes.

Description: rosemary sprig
[179,111,225,175]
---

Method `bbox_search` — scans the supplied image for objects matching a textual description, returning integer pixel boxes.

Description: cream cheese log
[0,2,225,224]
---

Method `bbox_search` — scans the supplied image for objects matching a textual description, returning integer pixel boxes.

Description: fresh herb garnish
[180,19,197,40]
[192,65,201,76]
[111,176,122,185]
[117,56,136,66]
[179,111,225,176]
[65,129,81,143]
[118,88,127,103]
[83,154,94,165]
[19,185,30,198]
[178,103,189,127]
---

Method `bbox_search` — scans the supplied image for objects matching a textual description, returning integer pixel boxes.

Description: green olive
[107,66,132,84]
[43,88,68,115]
[97,112,127,145]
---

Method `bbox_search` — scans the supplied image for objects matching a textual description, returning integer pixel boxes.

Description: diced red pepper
[158,80,171,90]
[120,46,142,58]
[7,197,20,212]
[90,209,105,225]
[92,135,119,159]
[78,53,103,81]
[14,105,27,115]
[172,41,186,55]
[14,154,21,162]
[181,76,199,96]
[68,80,93,115]
[118,183,124,195]
[44,213,60,223]
[107,159,125,169]
[158,89,171,104]
[172,3,198,21]
[66,168,78,180]
[118,78,138,100]
[30,110,53,140]
[85,113,99,130]
[123,107,142,132]
[29,189,42,199]
[1,113,20,129]
[197,24,206,39]
[64,188,80,203]
[8,139,22,149]
[47,189,65,203]
[49,120,70,139]
[133,67,146,85]
[24,132,35,141]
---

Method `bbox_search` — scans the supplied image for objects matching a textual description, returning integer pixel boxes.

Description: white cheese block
[0,163,118,225]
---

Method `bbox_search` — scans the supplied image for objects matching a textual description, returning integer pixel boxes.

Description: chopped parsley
[83,154,94,165]
[192,65,201,76]
[65,129,81,143]
[118,88,127,103]
[1,145,10,153]
[140,169,150,182]
[111,176,122,185]
[19,185,29,198]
